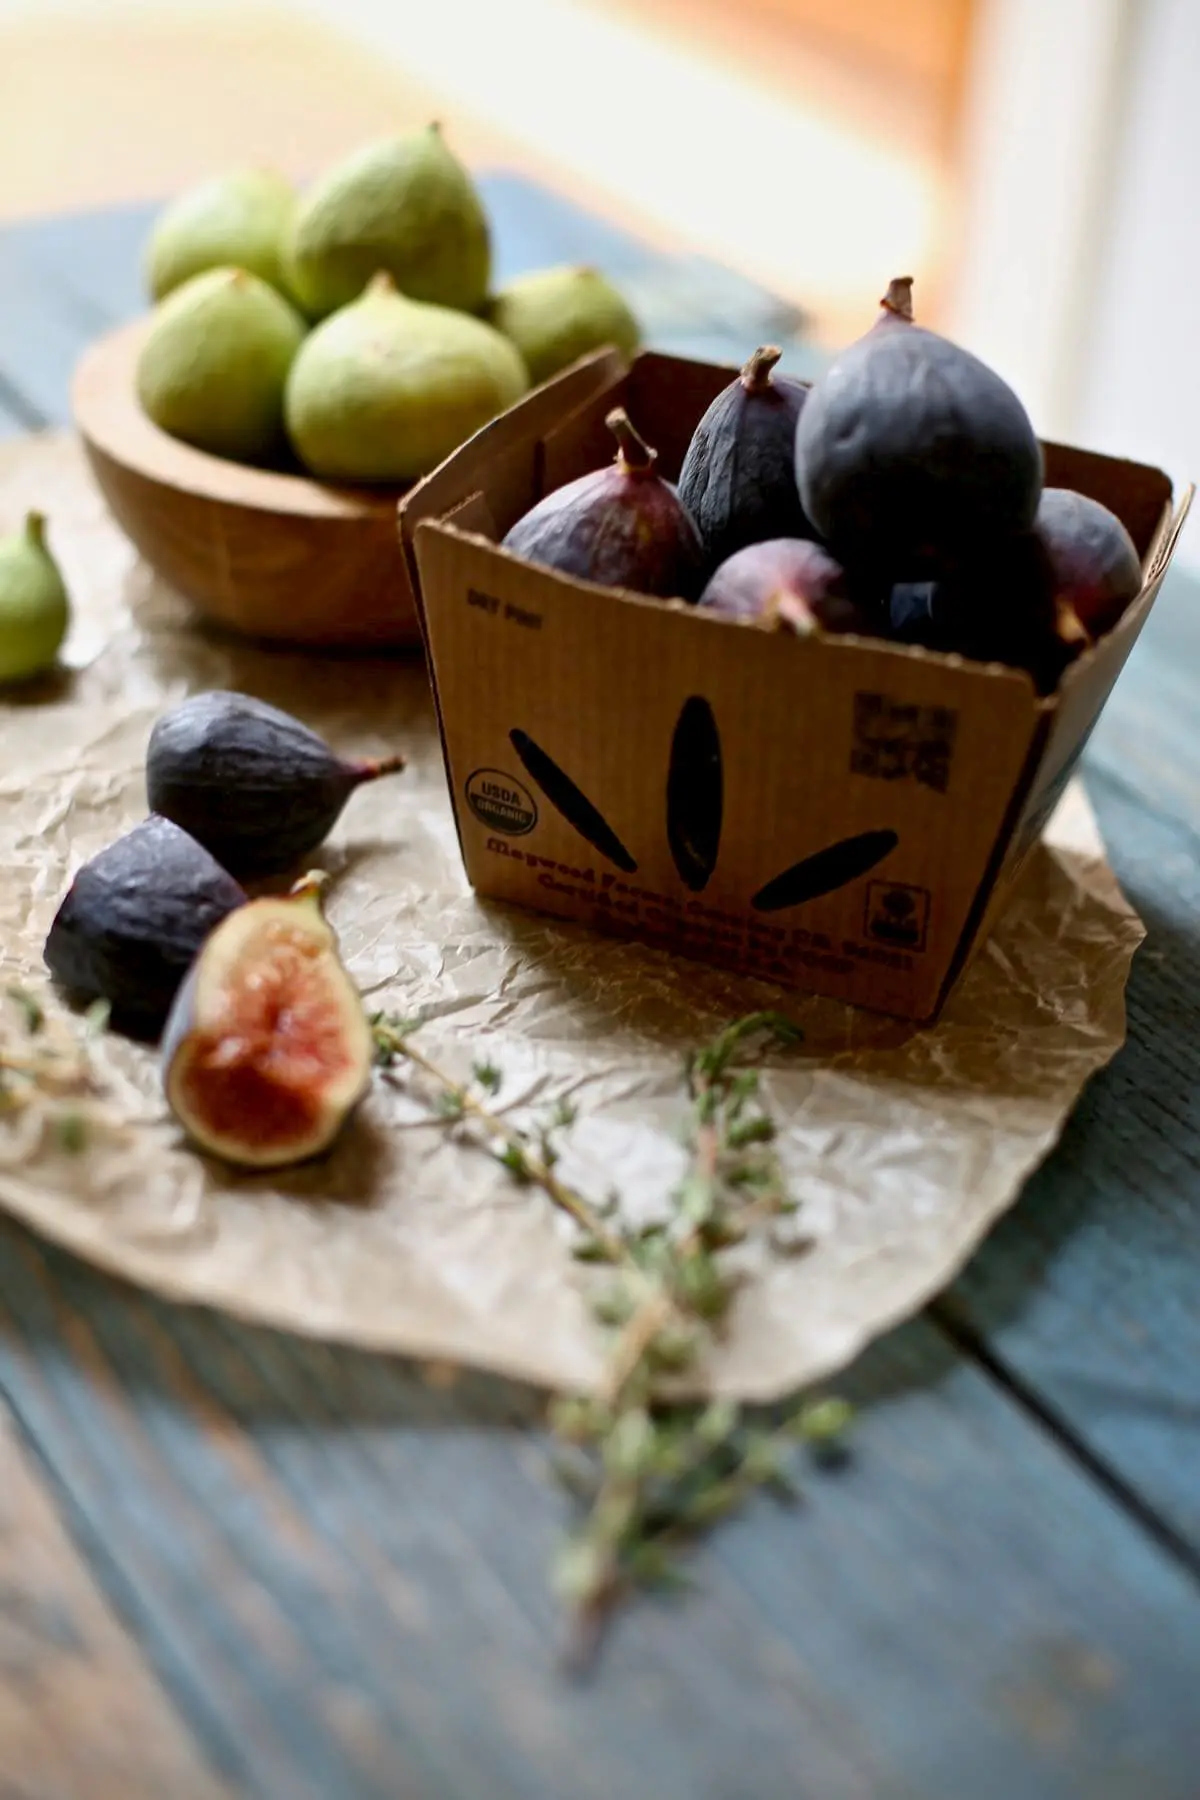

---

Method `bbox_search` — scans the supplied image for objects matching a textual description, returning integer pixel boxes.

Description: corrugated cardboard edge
[940,479,1195,1006]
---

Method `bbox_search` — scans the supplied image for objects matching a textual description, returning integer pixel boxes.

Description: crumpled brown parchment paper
[0,435,1145,1398]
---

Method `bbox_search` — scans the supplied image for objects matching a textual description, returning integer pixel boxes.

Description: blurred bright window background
[0,0,1195,571]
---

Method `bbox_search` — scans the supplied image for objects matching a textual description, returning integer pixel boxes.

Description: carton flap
[396,345,628,567]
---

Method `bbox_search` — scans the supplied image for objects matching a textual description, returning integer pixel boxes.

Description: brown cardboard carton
[404,349,1193,1023]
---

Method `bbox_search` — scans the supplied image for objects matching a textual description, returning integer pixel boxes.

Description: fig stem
[366,271,398,298]
[23,511,47,550]
[880,277,914,323]
[289,870,329,904]
[605,407,657,473]
[762,591,815,636]
[741,346,782,393]
[354,752,407,784]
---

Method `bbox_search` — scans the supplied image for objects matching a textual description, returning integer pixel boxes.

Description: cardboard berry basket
[398,348,1193,1023]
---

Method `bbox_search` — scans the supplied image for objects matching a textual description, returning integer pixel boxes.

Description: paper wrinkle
[0,437,1145,1398]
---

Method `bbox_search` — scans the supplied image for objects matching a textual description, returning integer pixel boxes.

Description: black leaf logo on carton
[509,729,638,873]
[503,701,899,912]
[666,696,723,893]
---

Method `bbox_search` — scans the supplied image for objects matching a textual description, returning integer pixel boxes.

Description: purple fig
[795,276,1043,579]
[43,815,247,1040]
[1034,487,1142,640]
[500,407,706,600]
[677,345,814,565]
[699,538,878,636]
[146,691,406,879]
[894,534,1088,693]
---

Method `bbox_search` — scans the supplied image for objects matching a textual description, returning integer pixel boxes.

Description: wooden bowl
[71,317,420,649]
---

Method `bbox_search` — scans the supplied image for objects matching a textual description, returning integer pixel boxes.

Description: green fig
[286,121,491,321]
[0,512,70,683]
[144,167,298,304]
[486,264,640,386]
[136,267,307,465]
[284,272,528,483]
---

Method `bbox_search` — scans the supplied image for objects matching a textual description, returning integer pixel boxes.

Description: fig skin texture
[284,271,528,483]
[699,538,878,637]
[285,121,491,321]
[146,691,406,880]
[677,346,814,567]
[795,277,1044,579]
[145,167,298,306]
[501,407,706,601]
[43,815,247,1041]
[486,264,640,386]
[891,535,1089,694]
[1034,487,1142,639]
[136,266,307,467]
[161,873,373,1170]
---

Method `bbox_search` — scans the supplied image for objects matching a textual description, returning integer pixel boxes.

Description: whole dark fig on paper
[43,816,247,1040]
[501,407,706,600]
[162,873,372,1169]
[146,691,406,879]
[1034,487,1142,640]
[677,345,814,565]
[699,538,877,636]
[795,276,1043,578]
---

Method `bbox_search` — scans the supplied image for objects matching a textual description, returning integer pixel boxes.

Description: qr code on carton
[850,692,958,794]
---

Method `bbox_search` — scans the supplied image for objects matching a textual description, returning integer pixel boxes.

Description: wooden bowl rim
[70,316,405,523]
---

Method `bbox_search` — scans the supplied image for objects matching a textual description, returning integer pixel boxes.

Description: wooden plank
[940,757,1200,1553]
[0,1222,1197,1800]
[1085,565,1200,838]
[0,1395,225,1797]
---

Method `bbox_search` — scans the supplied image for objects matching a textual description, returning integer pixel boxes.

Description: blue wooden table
[0,177,1198,1800]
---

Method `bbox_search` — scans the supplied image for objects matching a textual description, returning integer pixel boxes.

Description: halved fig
[161,873,373,1169]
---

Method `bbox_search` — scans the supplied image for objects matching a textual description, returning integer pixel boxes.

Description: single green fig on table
[1034,487,1143,640]
[136,267,307,465]
[284,271,528,483]
[146,690,406,879]
[286,121,491,321]
[677,346,814,567]
[698,538,878,636]
[0,512,70,683]
[43,816,247,1041]
[144,167,298,304]
[485,264,640,386]
[501,407,706,600]
[161,872,373,1170]
[795,276,1044,580]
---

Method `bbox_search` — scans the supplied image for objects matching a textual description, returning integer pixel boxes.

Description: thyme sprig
[372,1007,851,1664]
[0,986,110,1152]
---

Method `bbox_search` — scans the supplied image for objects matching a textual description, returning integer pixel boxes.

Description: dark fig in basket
[146,691,406,879]
[699,538,878,636]
[1034,487,1143,640]
[500,407,706,600]
[895,534,1088,693]
[161,872,372,1169]
[794,277,1043,578]
[676,345,814,565]
[43,815,247,1039]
